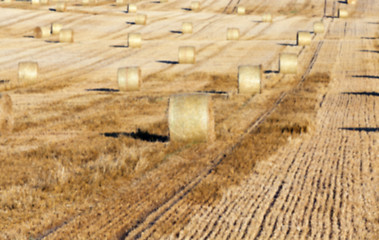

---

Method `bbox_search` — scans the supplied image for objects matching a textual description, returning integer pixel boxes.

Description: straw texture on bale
[182,22,193,34]
[59,29,74,43]
[0,94,13,136]
[238,65,262,94]
[127,3,137,13]
[313,22,324,34]
[297,31,312,46]
[34,26,51,38]
[31,0,39,5]
[262,13,272,22]
[117,67,141,91]
[237,6,245,15]
[51,23,63,35]
[190,1,200,11]
[178,46,195,64]
[227,28,240,40]
[128,33,142,48]
[18,61,38,83]
[338,9,348,18]
[169,93,214,143]
[279,53,297,74]
[135,14,147,25]
[56,2,67,12]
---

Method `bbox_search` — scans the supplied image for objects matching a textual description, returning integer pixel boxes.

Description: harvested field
[0,0,378,239]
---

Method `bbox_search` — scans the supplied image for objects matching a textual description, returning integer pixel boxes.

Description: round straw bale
[182,22,193,34]
[34,26,51,38]
[51,23,63,35]
[127,3,137,13]
[56,2,67,12]
[168,93,214,143]
[128,33,142,48]
[279,53,297,74]
[59,29,74,43]
[313,21,324,34]
[135,14,147,25]
[178,46,195,64]
[338,9,348,18]
[347,0,356,4]
[227,28,240,40]
[3,0,12,3]
[238,65,262,94]
[297,31,312,46]
[237,6,245,15]
[116,0,125,5]
[31,0,40,5]
[18,61,38,83]
[117,67,141,91]
[0,94,13,136]
[190,1,200,11]
[262,13,272,22]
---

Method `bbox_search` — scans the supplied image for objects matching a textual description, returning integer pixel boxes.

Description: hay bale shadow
[342,91,378,97]
[264,70,279,74]
[23,35,34,38]
[352,75,379,79]
[170,30,183,34]
[157,60,179,65]
[49,8,57,12]
[277,43,297,47]
[110,45,128,48]
[339,127,379,132]
[182,8,192,11]
[45,40,59,43]
[359,50,379,53]
[86,88,119,92]
[103,129,169,142]
[126,21,136,25]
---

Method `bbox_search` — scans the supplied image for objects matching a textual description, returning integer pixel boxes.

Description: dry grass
[186,73,331,206]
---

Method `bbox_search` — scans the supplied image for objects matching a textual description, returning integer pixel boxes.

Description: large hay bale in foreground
[238,65,262,94]
[182,22,193,34]
[128,33,142,48]
[59,29,74,43]
[227,28,240,40]
[117,67,141,91]
[169,93,214,143]
[18,61,38,83]
[34,26,51,38]
[0,94,13,136]
[51,23,63,35]
[56,2,67,12]
[190,1,200,11]
[297,31,312,46]
[135,14,147,25]
[178,46,195,64]
[127,3,137,13]
[338,9,348,18]
[237,6,245,15]
[313,22,324,34]
[279,53,297,74]
[262,13,272,22]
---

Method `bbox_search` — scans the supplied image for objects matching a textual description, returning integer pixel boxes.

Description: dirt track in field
[0,0,378,239]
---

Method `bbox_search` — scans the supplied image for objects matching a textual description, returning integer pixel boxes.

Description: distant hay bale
[3,0,12,3]
[297,31,312,46]
[18,61,38,83]
[128,33,142,48]
[127,3,137,13]
[313,22,324,34]
[59,29,74,43]
[238,65,262,94]
[56,2,67,12]
[51,23,63,35]
[135,14,147,25]
[347,0,356,4]
[40,0,49,4]
[227,28,240,40]
[182,22,193,34]
[178,46,195,64]
[190,1,200,11]
[34,26,51,38]
[338,9,348,18]
[279,53,297,74]
[237,6,245,15]
[31,0,40,5]
[0,94,13,136]
[116,0,125,5]
[262,13,272,22]
[117,67,141,91]
[168,93,214,143]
